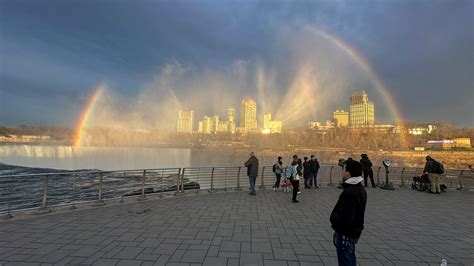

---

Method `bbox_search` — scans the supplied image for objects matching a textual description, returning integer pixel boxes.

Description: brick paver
[0,187,473,265]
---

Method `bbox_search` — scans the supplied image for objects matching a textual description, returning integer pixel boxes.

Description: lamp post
[380,159,394,190]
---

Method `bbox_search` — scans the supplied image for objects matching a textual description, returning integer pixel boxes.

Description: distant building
[263,113,282,134]
[240,98,257,133]
[228,108,236,133]
[197,121,203,133]
[408,124,437,135]
[177,110,194,133]
[349,91,374,126]
[217,121,229,133]
[333,110,349,127]
[201,116,211,134]
[427,138,471,149]
[210,115,219,134]
[308,121,334,132]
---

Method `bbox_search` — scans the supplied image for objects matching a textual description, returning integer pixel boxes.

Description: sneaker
[273,188,276,191]
[292,199,299,203]
[297,191,302,194]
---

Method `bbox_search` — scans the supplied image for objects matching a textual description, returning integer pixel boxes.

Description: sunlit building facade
[177,110,194,133]
[201,116,211,134]
[333,110,349,127]
[240,98,257,133]
[210,115,219,134]
[228,108,236,133]
[349,91,374,126]
[263,113,282,134]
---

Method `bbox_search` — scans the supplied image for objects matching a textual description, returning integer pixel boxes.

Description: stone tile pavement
[0,187,473,265]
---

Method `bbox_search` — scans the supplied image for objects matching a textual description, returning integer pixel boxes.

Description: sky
[0,0,473,129]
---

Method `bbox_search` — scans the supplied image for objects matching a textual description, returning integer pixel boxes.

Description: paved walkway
[0,187,473,266]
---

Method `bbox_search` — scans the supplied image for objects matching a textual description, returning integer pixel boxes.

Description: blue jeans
[308,173,315,186]
[249,176,256,193]
[333,232,358,266]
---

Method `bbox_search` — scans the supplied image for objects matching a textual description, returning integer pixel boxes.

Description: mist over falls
[85,26,393,131]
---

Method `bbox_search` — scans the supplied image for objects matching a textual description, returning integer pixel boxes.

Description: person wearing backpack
[423,155,443,194]
[272,156,283,191]
[285,155,300,203]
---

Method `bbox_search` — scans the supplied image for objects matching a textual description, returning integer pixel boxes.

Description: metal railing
[1,165,472,216]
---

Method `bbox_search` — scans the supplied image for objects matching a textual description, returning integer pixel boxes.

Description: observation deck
[1,165,473,265]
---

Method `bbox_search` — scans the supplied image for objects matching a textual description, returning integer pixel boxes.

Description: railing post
[236,167,242,191]
[399,167,406,187]
[224,168,228,191]
[457,170,465,190]
[209,167,215,193]
[328,166,334,186]
[94,173,105,206]
[138,170,147,200]
[181,168,186,193]
[36,175,51,213]
[259,167,266,189]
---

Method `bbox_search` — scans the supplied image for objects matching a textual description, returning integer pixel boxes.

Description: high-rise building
[263,113,282,134]
[263,113,272,130]
[177,110,194,133]
[333,110,349,127]
[198,121,203,133]
[210,115,219,134]
[202,116,211,134]
[228,108,236,133]
[349,91,374,126]
[240,98,257,133]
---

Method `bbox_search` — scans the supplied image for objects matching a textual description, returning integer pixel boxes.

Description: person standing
[310,155,321,188]
[285,155,300,203]
[360,154,375,188]
[244,152,259,195]
[272,156,283,191]
[303,157,311,188]
[423,155,443,194]
[330,160,367,266]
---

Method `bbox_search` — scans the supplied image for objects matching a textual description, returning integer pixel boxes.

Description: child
[282,178,292,193]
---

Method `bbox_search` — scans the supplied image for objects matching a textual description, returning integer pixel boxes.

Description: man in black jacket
[330,160,367,266]
[244,152,259,195]
[360,154,375,188]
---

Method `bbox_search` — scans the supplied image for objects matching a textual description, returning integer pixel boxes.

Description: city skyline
[179,91,381,134]
[1,1,473,128]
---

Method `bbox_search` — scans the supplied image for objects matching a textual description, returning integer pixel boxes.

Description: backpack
[272,163,277,173]
[285,165,295,179]
[433,160,444,174]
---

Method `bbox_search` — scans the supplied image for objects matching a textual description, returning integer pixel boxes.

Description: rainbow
[72,85,104,148]
[311,27,408,146]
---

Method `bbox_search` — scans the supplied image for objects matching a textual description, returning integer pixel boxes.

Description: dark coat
[423,159,435,173]
[303,161,311,178]
[360,157,373,173]
[309,160,320,173]
[244,156,259,177]
[330,182,367,239]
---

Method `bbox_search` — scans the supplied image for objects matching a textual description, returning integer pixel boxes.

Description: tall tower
[240,99,257,133]
[177,110,194,133]
[228,108,236,133]
[349,91,374,126]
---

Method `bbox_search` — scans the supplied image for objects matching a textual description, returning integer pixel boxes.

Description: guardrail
[1,165,472,217]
